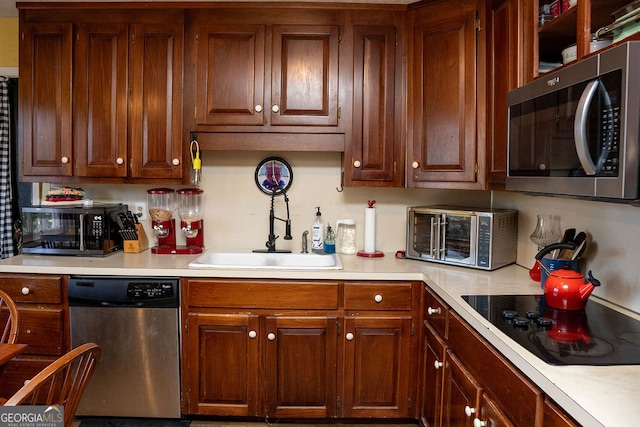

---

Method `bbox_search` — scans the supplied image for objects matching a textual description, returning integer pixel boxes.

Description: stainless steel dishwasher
[68,276,181,418]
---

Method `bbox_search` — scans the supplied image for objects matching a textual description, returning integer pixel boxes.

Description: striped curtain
[0,77,14,258]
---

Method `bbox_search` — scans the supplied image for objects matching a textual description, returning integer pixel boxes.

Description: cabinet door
[475,393,515,427]
[422,322,446,427]
[487,0,523,189]
[263,315,337,419]
[409,1,481,189]
[129,21,184,179]
[343,316,412,418]
[443,351,482,427]
[270,24,339,127]
[185,313,260,416]
[195,23,266,126]
[347,24,403,186]
[543,397,579,427]
[73,23,128,178]
[19,22,73,178]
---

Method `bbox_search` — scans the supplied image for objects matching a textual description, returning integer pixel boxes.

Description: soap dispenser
[312,207,324,253]
[324,225,336,254]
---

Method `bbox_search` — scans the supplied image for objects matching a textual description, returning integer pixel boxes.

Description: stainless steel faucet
[302,230,309,253]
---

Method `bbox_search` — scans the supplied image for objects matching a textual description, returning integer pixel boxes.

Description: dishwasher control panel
[68,276,179,307]
[127,282,175,300]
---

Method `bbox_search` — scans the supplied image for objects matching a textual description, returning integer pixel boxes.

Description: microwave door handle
[79,214,85,252]
[574,80,599,175]
[429,217,435,257]
[439,215,446,260]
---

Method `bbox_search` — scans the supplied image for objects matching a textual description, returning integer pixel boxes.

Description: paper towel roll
[363,207,376,253]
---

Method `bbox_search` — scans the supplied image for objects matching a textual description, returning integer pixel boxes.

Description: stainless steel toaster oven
[406,205,518,270]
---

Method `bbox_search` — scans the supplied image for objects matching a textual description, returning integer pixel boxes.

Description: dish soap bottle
[312,207,324,253]
[324,225,336,254]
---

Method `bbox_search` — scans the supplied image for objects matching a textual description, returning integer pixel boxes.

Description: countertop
[1,250,638,426]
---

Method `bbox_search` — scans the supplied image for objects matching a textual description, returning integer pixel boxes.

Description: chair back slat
[3,343,101,427]
[0,289,19,344]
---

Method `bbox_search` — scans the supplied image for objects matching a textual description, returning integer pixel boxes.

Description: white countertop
[1,250,637,426]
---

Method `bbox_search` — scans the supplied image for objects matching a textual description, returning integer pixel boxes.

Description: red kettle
[535,243,601,310]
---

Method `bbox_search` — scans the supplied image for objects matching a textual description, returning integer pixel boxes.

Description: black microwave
[507,41,640,200]
[21,203,128,256]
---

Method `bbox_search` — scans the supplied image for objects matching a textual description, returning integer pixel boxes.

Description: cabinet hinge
[337,319,341,336]
[395,33,398,46]
[337,106,342,120]
[184,317,188,331]
[194,106,198,119]
[131,33,135,43]
[411,322,414,336]
[393,161,397,173]
[195,33,199,43]
[336,396,342,410]
[21,32,24,41]
[339,34,344,44]
[407,397,413,415]
[475,19,481,32]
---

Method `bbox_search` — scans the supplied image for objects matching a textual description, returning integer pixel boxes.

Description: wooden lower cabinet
[421,286,577,427]
[181,278,420,420]
[0,274,70,397]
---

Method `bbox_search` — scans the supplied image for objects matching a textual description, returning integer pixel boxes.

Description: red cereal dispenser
[147,188,176,254]
[177,188,204,254]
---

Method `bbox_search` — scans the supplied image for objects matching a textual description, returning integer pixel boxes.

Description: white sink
[188,251,343,270]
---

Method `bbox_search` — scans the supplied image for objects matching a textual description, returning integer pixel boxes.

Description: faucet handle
[302,230,309,253]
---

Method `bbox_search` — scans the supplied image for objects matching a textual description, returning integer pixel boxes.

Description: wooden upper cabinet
[196,24,266,126]
[19,22,73,179]
[129,21,184,179]
[270,24,339,127]
[486,0,524,189]
[18,9,184,182]
[408,0,485,190]
[346,22,403,187]
[73,23,129,178]
[190,11,341,133]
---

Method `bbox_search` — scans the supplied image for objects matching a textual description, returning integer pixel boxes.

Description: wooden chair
[0,289,19,344]
[3,343,101,427]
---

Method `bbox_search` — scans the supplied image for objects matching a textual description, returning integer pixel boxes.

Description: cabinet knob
[267,332,276,341]
[61,156,69,164]
[346,332,354,341]
[255,105,263,113]
[21,287,30,295]
[248,330,257,339]
[116,157,124,165]
[272,105,280,113]
[427,306,442,315]
[374,294,383,303]
[473,418,486,427]
[353,160,361,168]
[172,158,180,166]
[412,161,419,169]
[465,405,476,417]
[434,360,443,369]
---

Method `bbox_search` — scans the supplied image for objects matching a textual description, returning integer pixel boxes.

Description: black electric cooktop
[461,294,640,366]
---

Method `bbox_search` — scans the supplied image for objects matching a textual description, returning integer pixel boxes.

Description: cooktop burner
[461,294,640,366]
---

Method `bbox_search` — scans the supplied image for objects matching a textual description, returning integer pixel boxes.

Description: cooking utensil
[553,228,575,258]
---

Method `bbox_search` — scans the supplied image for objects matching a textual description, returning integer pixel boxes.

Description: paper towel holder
[357,199,384,258]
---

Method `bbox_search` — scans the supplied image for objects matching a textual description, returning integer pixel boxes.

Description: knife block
[123,223,149,253]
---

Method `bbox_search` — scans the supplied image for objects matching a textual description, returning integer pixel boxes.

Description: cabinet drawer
[0,274,63,304]
[187,279,339,309]
[448,311,543,426]
[343,282,412,310]
[0,356,53,397]
[424,286,448,338]
[18,308,65,355]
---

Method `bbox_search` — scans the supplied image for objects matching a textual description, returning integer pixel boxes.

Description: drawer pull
[427,306,442,315]
[255,105,263,113]
[434,360,443,369]
[267,333,276,341]
[22,287,30,295]
[346,332,354,341]
[465,405,476,417]
[374,294,383,303]
[473,418,486,427]
[248,330,257,339]
[272,105,280,113]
